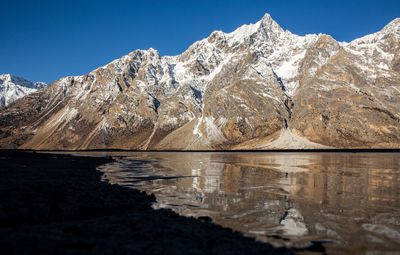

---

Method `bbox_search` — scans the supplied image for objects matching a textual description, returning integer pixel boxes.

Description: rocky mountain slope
[0,14,399,150]
[0,74,46,107]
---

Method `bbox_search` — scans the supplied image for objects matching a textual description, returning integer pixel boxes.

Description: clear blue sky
[1,0,399,84]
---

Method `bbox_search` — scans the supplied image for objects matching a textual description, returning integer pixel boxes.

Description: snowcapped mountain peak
[147,47,159,53]
[226,13,285,46]
[382,17,400,35]
[0,74,47,107]
[0,74,11,83]
[261,12,273,21]
[0,74,46,90]
[2,15,400,150]
[227,21,261,45]
[352,17,400,42]
[34,81,47,89]
[259,12,284,33]
[385,17,400,27]
[349,18,400,46]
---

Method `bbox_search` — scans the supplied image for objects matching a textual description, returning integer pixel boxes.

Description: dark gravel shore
[0,150,295,254]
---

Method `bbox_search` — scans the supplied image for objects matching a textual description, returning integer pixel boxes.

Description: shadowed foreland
[0,150,308,254]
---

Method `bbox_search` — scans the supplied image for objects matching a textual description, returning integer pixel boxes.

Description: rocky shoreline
[0,150,299,254]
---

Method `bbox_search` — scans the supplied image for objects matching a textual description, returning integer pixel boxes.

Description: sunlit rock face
[291,20,400,148]
[0,14,399,150]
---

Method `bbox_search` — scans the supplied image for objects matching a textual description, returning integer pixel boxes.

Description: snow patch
[274,50,306,80]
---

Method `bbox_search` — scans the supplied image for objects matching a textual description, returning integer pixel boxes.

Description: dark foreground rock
[0,151,294,254]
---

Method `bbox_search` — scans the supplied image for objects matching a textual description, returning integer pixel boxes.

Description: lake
[84,152,400,254]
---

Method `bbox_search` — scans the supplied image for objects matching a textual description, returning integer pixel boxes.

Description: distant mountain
[0,14,399,149]
[0,74,46,107]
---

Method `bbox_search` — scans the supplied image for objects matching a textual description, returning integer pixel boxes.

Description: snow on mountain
[0,74,47,107]
[0,13,399,150]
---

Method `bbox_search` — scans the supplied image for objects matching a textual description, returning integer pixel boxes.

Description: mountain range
[0,13,399,150]
[0,74,46,107]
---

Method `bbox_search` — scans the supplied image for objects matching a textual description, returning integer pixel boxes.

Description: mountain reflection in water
[93,152,400,254]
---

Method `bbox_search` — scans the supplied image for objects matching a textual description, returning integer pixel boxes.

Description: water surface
[88,152,400,254]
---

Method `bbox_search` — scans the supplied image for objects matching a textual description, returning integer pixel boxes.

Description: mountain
[0,14,399,150]
[0,74,46,107]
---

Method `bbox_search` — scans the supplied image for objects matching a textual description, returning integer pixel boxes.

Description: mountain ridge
[0,74,46,107]
[0,13,399,150]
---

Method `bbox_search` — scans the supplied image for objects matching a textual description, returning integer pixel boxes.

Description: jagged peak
[147,47,159,55]
[127,48,159,57]
[0,73,19,82]
[0,74,47,107]
[261,12,273,21]
[95,47,160,73]
[0,74,45,89]
[315,34,338,43]
[0,73,11,79]
[226,21,261,43]
[259,13,284,33]
[225,12,285,45]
